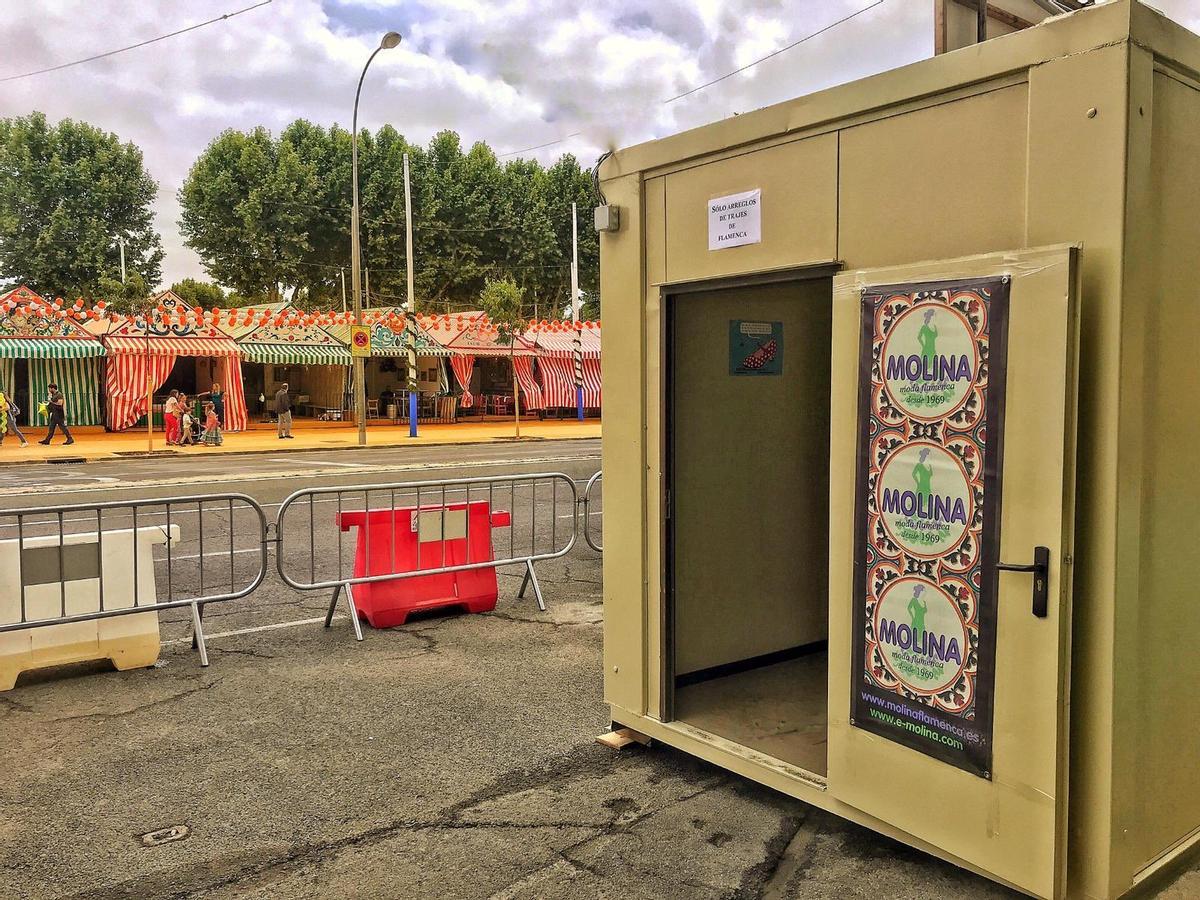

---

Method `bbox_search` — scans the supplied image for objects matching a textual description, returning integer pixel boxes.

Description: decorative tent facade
[227,307,351,417]
[0,286,106,426]
[420,311,539,410]
[524,321,602,410]
[99,291,248,432]
[327,309,453,412]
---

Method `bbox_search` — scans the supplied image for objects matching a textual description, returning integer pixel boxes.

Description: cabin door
[826,246,1079,899]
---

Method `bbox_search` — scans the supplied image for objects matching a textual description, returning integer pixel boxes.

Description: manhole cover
[140,824,190,847]
[47,457,86,465]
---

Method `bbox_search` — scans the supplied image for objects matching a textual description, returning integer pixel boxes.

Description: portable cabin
[597,3,1200,897]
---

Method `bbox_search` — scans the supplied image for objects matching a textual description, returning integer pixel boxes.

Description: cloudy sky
[2,0,1198,286]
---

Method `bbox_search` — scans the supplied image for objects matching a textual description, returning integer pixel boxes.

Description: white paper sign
[708,189,761,251]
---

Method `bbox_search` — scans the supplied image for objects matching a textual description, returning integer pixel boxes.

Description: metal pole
[145,306,152,452]
[571,202,583,421]
[365,267,371,308]
[404,152,419,438]
[118,237,127,284]
[351,45,384,448]
[340,267,347,313]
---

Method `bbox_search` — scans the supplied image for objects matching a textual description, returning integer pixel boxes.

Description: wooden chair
[366,399,380,418]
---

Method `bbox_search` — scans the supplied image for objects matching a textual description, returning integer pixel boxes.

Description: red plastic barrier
[337,500,511,628]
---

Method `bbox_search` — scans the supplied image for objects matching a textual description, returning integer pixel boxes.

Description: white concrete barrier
[0,524,180,690]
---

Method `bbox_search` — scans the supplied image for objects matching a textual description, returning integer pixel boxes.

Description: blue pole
[409,389,418,438]
[576,385,584,420]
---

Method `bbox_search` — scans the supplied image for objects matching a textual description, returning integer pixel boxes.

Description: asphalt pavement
[0,440,1196,899]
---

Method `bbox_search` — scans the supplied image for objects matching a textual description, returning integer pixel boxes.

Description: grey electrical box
[594,205,620,233]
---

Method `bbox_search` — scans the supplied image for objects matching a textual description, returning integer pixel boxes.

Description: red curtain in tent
[581,357,602,407]
[450,355,476,408]
[219,356,248,432]
[511,356,543,411]
[537,357,575,408]
[535,356,601,409]
[105,353,176,431]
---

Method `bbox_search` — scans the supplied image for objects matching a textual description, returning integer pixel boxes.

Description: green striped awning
[239,343,351,365]
[0,338,105,359]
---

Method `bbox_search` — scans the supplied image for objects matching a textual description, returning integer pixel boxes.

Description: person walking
[164,390,181,445]
[275,382,293,439]
[0,387,28,447]
[38,383,74,446]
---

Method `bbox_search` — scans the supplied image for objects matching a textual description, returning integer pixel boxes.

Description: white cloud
[1,0,1196,285]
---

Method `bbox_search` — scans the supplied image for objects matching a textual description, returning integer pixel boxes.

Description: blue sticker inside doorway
[729,320,783,375]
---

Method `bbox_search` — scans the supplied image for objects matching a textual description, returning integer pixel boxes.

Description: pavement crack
[46,678,224,724]
[486,611,600,628]
[209,646,279,660]
[728,812,807,900]
[0,696,33,714]
[394,626,441,654]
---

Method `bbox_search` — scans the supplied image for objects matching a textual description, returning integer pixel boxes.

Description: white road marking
[267,457,372,468]
[163,614,345,645]
[165,547,264,562]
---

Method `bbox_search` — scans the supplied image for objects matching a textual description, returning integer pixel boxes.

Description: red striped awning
[104,335,241,357]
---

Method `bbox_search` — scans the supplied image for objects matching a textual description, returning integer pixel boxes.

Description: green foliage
[179,125,600,315]
[178,126,317,301]
[477,276,525,345]
[95,272,151,316]
[170,278,225,307]
[0,112,164,298]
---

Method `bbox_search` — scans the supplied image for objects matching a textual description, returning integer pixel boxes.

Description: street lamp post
[351,30,402,446]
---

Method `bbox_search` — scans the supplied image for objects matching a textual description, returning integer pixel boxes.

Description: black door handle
[997,545,1050,618]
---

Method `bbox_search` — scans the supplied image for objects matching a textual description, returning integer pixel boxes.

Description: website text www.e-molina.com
[860,692,985,751]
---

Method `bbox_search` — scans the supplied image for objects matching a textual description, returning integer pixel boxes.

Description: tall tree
[179,127,319,300]
[169,278,225,307]
[178,123,604,315]
[0,112,164,297]
[478,276,527,436]
[543,155,600,317]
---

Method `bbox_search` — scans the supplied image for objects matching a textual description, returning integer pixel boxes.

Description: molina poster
[850,276,1010,778]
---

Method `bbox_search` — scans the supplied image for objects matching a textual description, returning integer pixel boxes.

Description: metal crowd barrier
[275,472,580,641]
[0,470,602,676]
[582,472,602,553]
[0,494,269,667]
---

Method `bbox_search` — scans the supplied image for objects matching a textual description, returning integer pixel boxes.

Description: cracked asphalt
[1,440,1196,899]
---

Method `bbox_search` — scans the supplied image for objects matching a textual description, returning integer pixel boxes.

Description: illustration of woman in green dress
[918,309,938,365]
[912,447,934,502]
[908,584,929,647]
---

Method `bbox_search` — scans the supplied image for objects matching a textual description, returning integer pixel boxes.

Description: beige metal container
[597,3,1200,896]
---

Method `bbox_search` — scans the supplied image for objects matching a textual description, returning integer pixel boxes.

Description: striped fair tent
[421,311,538,410]
[325,309,450,357]
[100,291,248,432]
[524,321,601,409]
[0,286,106,426]
[229,310,352,415]
[233,315,351,366]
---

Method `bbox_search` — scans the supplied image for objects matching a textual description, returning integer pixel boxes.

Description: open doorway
[665,271,833,777]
